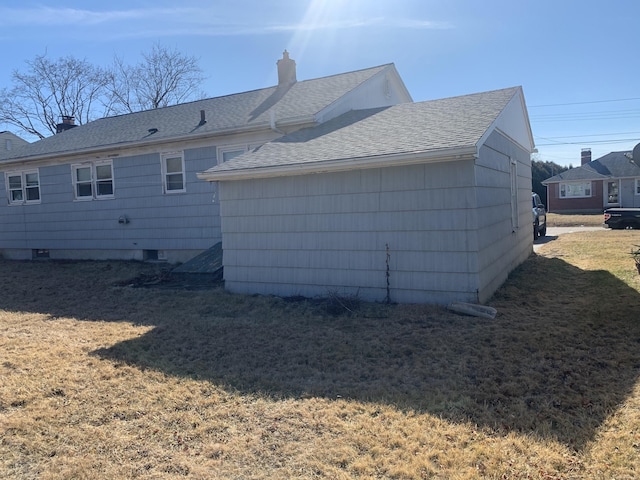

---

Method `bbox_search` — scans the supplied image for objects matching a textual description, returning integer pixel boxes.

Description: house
[198,86,535,305]
[0,52,412,263]
[0,131,28,152]
[542,148,640,213]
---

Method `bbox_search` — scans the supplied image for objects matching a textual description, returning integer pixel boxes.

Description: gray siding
[620,178,640,208]
[475,130,532,302]
[0,146,220,262]
[219,160,485,304]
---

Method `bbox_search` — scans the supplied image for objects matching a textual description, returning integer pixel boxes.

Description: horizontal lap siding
[220,160,481,304]
[475,131,532,302]
[0,146,220,259]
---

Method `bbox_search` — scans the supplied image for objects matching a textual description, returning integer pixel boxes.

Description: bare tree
[0,46,206,139]
[0,55,111,139]
[108,44,206,114]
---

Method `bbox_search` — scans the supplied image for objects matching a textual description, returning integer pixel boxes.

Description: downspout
[270,111,285,135]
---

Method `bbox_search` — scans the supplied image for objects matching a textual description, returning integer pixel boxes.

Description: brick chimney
[56,115,77,134]
[277,50,296,87]
[581,148,592,165]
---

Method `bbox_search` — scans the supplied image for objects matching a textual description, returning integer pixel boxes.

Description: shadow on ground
[2,256,640,451]
[94,257,640,451]
[534,234,558,247]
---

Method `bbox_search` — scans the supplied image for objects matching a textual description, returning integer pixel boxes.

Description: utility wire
[529,97,640,108]
[535,131,640,140]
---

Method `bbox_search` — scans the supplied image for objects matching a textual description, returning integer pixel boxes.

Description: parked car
[604,208,640,229]
[532,193,547,239]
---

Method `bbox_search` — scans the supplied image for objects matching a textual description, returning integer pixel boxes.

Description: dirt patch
[114,269,223,290]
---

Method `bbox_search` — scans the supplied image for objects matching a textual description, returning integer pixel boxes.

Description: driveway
[533,226,606,252]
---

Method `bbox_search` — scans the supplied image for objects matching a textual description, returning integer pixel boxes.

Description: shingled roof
[0,63,393,164]
[542,150,640,184]
[199,86,524,180]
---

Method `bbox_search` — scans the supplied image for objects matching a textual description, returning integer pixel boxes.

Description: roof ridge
[92,64,395,121]
[295,63,393,84]
[421,86,521,103]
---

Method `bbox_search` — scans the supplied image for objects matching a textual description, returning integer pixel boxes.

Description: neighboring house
[0,131,28,152]
[542,149,640,213]
[198,87,535,305]
[0,52,412,262]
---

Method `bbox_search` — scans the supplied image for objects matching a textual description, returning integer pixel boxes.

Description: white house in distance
[0,131,28,153]
[0,52,411,263]
[0,52,535,305]
[199,86,535,305]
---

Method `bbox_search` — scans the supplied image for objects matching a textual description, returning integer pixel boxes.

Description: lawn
[2,229,640,479]
[546,212,604,227]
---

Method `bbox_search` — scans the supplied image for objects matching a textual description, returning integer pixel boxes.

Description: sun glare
[287,0,365,62]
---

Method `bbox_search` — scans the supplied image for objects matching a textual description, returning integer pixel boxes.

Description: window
[217,144,262,165]
[559,182,591,198]
[161,152,185,193]
[72,161,113,200]
[6,170,40,204]
[607,181,619,204]
[635,179,640,195]
[218,145,246,164]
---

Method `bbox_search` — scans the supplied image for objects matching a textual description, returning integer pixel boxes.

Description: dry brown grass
[546,213,604,227]
[2,231,640,479]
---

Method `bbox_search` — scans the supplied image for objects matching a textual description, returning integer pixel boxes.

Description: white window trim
[559,181,592,199]
[216,144,262,165]
[71,160,114,201]
[5,169,41,205]
[635,178,640,195]
[161,151,186,194]
[510,158,518,231]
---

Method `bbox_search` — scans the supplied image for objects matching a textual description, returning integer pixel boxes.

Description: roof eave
[0,116,318,166]
[197,146,478,182]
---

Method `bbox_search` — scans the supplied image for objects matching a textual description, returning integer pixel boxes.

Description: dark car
[532,193,547,239]
[604,208,640,229]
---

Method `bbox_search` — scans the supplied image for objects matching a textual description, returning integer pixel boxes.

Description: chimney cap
[56,115,77,133]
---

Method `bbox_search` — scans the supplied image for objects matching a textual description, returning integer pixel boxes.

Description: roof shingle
[0,64,391,163]
[542,151,640,183]
[203,86,521,176]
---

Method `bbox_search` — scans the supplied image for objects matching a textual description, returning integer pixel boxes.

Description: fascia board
[0,118,317,167]
[476,87,534,154]
[197,146,477,182]
[386,64,413,102]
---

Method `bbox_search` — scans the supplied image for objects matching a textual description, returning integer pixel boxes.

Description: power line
[530,111,640,122]
[535,131,640,140]
[529,97,640,108]
[536,138,638,146]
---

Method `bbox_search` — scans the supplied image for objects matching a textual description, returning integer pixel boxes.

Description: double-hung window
[72,161,114,200]
[161,151,185,193]
[6,170,41,204]
[636,179,640,195]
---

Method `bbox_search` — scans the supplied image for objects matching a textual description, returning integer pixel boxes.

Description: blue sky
[0,0,638,167]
